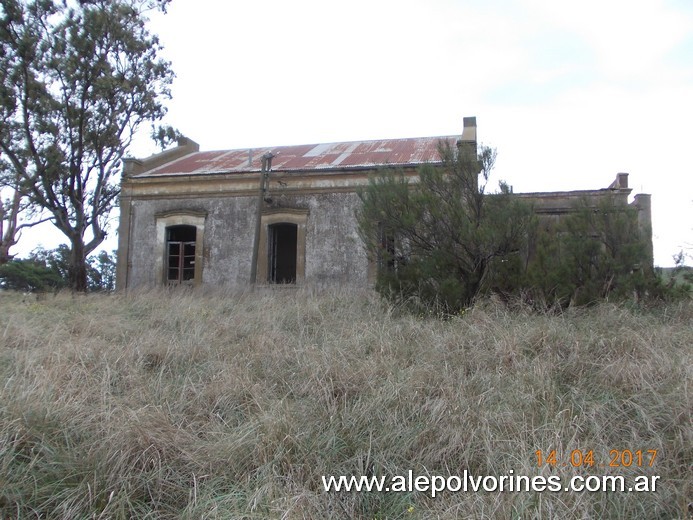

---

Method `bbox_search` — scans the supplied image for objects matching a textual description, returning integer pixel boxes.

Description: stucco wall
[121,190,369,290]
[116,168,652,290]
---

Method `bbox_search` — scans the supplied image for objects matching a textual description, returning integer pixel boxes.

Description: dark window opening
[269,223,297,284]
[166,225,196,284]
[378,223,400,273]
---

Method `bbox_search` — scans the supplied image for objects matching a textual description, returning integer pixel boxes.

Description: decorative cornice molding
[122,167,422,200]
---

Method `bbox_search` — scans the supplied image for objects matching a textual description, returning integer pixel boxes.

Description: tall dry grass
[0,288,690,519]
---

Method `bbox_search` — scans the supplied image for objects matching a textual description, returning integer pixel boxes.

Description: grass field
[0,289,690,519]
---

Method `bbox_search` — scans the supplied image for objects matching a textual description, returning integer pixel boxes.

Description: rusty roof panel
[138,136,460,177]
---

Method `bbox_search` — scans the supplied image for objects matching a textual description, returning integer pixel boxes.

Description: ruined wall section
[121,190,369,290]
[513,172,654,269]
[632,193,653,267]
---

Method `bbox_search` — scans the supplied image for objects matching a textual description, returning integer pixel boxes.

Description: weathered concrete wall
[121,190,369,290]
[117,168,653,290]
[301,192,367,287]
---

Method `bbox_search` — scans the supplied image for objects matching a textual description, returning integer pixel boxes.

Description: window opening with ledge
[155,211,206,287]
[166,224,196,284]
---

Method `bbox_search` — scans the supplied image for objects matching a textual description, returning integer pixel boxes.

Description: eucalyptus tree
[0,0,174,290]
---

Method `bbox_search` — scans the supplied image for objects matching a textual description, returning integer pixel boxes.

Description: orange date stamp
[535,449,658,468]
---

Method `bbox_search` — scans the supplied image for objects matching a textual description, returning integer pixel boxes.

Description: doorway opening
[268,223,297,284]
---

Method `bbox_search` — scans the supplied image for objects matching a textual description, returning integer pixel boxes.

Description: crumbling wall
[120,190,369,290]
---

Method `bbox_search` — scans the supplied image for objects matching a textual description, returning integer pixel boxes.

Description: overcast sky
[26,0,693,266]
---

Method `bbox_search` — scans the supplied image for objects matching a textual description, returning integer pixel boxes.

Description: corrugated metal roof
[138,135,460,177]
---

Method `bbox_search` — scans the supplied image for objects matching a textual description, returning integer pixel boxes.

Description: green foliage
[524,198,660,307]
[653,251,693,300]
[0,258,64,292]
[151,124,183,151]
[357,141,536,314]
[0,0,174,291]
[29,245,71,283]
[671,250,693,286]
[358,143,669,312]
[87,249,117,292]
[0,246,116,292]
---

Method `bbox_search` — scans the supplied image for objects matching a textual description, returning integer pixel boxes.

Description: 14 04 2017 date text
[535,449,657,468]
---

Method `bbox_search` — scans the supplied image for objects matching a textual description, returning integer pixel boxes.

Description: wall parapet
[123,137,200,178]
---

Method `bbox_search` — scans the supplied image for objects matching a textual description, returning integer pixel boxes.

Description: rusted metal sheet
[140,136,458,177]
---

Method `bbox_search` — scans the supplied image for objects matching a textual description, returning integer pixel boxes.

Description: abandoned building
[115,117,652,290]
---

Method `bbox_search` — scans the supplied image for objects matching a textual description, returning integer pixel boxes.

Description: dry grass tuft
[0,288,690,519]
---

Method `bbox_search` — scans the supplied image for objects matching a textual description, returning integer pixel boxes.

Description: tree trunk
[69,239,89,292]
[0,243,11,265]
[0,188,21,265]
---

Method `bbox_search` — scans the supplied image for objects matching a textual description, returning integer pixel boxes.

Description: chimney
[608,172,629,189]
[457,116,478,158]
[122,158,144,177]
[461,116,477,142]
